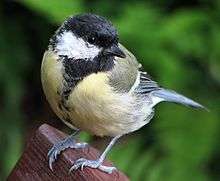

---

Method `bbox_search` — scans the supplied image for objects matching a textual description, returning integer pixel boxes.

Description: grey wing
[108,44,140,93]
[135,69,204,109]
[135,68,205,109]
[108,44,205,109]
[108,43,160,94]
[135,70,161,94]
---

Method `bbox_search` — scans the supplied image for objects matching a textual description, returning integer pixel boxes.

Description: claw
[69,158,116,174]
[49,160,53,171]
[47,133,88,171]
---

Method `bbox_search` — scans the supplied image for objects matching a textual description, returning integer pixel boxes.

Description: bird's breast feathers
[67,72,152,136]
[41,50,153,136]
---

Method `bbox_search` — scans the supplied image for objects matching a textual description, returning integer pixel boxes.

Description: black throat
[58,54,114,110]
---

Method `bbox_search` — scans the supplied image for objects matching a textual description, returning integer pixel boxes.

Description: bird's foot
[48,135,88,170]
[69,158,116,174]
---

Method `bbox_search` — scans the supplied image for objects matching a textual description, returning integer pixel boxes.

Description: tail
[151,89,206,110]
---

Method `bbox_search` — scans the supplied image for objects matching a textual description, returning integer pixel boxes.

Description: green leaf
[19,0,84,23]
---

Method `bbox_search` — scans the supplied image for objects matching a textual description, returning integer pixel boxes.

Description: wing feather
[135,71,161,94]
[109,44,160,94]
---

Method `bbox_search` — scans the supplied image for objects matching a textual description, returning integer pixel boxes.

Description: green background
[0,0,219,180]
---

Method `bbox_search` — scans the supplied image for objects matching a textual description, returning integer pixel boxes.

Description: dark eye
[88,36,96,44]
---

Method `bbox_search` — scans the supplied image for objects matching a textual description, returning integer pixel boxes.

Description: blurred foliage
[0,0,220,180]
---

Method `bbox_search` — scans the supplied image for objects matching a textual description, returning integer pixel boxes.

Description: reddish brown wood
[8,124,129,181]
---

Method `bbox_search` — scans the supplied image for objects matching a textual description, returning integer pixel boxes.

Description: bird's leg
[69,135,122,174]
[48,129,88,170]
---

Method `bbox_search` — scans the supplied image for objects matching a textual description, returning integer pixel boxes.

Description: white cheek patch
[56,31,101,60]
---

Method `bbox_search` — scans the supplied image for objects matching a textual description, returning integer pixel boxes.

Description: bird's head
[50,13,125,62]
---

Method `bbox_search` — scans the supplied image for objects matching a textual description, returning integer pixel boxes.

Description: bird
[41,13,205,174]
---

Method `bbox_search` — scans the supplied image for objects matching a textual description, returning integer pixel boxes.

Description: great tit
[41,13,205,174]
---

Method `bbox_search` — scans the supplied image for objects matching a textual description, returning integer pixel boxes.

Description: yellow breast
[67,72,118,136]
[67,72,147,136]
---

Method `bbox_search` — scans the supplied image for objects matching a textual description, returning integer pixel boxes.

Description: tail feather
[152,89,206,110]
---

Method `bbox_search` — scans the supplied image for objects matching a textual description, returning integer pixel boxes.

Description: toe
[100,166,117,174]
[47,147,54,157]
[69,158,87,173]
[69,164,79,173]
[69,158,117,174]
[48,146,59,170]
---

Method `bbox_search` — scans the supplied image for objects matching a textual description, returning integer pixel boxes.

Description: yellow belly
[67,72,149,136]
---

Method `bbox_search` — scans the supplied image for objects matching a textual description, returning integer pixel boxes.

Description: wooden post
[8,124,129,181]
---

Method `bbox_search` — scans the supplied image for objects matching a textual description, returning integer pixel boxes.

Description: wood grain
[7,124,129,181]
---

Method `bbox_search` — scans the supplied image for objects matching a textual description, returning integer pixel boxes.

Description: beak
[103,44,126,58]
